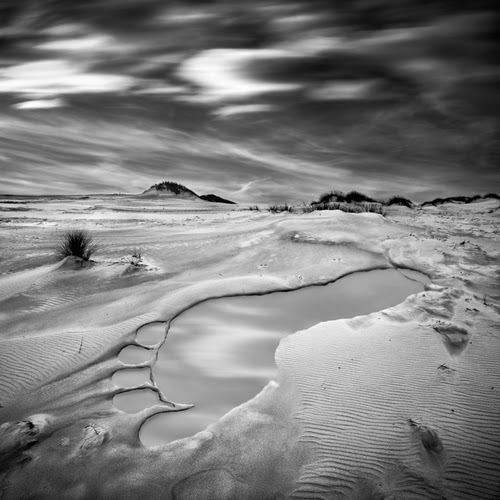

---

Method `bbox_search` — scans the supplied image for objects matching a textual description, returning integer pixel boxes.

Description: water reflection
[112,367,150,387]
[118,345,151,364]
[140,268,427,445]
[136,323,165,346]
[113,389,159,413]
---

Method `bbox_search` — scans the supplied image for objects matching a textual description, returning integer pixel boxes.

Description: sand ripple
[280,302,500,499]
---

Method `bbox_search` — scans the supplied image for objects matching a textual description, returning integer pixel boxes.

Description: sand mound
[280,293,499,499]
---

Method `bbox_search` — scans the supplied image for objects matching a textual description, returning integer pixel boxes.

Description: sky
[0,0,498,203]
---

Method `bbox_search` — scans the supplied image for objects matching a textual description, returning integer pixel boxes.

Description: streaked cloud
[213,104,276,118]
[309,80,378,101]
[178,49,302,101]
[157,8,217,25]
[13,98,66,110]
[0,162,154,196]
[0,60,133,96]
[37,34,115,52]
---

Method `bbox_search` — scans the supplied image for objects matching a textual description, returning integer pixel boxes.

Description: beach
[0,195,499,498]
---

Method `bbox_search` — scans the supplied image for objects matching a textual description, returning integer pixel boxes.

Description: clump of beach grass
[127,248,143,266]
[311,201,385,215]
[56,230,99,261]
[300,201,316,213]
[150,181,198,196]
[387,196,413,208]
[313,190,378,205]
[268,203,293,213]
[421,194,486,207]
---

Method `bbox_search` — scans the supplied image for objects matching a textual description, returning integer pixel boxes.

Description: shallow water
[113,389,160,413]
[112,367,151,387]
[139,268,428,446]
[136,323,165,346]
[118,345,151,364]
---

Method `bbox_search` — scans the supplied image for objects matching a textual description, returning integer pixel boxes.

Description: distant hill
[199,194,236,205]
[142,181,198,199]
[142,181,236,204]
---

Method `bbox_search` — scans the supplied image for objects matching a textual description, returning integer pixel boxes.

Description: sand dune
[283,295,499,499]
[0,260,64,303]
[0,196,498,498]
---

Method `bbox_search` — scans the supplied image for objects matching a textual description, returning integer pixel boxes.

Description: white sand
[0,196,499,498]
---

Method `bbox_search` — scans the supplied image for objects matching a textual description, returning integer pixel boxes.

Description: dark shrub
[311,201,385,215]
[313,190,378,205]
[268,203,293,213]
[316,191,336,204]
[127,248,143,266]
[314,190,345,204]
[199,194,236,204]
[344,191,378,203]
[422,195,484,206]
[387,196,413,208]
[56,230,99,261]
[150,181,198,197]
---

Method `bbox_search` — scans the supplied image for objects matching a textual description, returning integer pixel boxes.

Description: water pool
[134,268,428,445]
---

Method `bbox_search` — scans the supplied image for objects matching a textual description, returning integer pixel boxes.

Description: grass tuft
[313,190,378,205]
[56,230,99,261]
[343,191,377,203]
[128,248,143,266]
[421,194,484,207]
[150,181,198,197]
[268,203,293,213]
[483,193,499,200]
[387,196,413,208]
[311,201,386,215]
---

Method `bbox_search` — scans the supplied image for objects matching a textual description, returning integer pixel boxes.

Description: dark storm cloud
[0,0,499,200]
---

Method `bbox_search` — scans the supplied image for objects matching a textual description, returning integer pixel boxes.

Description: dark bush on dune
[343,190,378,203]
[483,193,499,200]
[315,190,344,204]
[56,230,99,261]
[268,203,293,213]
[313,190,378,205]
[421,194,485,207]
[151,181,198,197]
[199,194,236,204]
[421,198,444,207]
[387,196,413,208]
[312,201,386,215]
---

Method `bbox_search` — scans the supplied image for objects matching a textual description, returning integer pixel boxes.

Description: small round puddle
[112,368,150,387]
[136,323,165,346]
[118,345,151,364]
[113,389,159,413]
[140,268,428,446]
